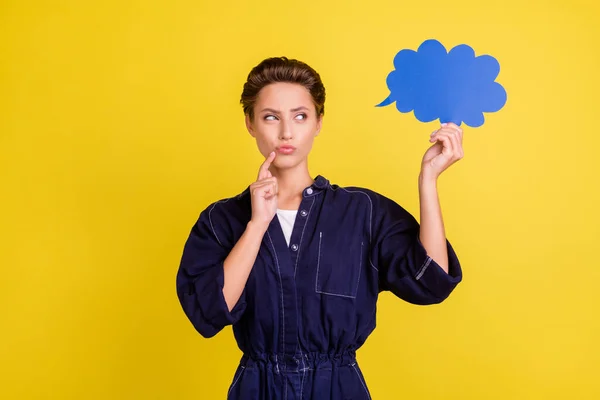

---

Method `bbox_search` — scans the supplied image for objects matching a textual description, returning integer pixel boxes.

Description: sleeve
[175,205,247,338]
[371,193,462,305]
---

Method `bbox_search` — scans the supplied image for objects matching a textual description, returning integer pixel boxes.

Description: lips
[277,146,296,155]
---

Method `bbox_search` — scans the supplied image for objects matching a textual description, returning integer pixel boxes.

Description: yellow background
[1,0,599,398]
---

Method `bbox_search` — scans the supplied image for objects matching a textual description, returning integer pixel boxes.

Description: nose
[279,119,293,140]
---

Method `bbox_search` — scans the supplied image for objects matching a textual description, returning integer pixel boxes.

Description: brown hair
[240,57,326,120]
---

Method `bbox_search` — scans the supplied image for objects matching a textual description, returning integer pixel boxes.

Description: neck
[270,163,314,210]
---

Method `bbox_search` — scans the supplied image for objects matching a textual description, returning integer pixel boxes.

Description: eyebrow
[260,106,310,114]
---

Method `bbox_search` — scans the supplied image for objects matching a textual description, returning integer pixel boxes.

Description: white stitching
[415,256,432,280]
[334,187,372,243]
[267,232,285,359]
[300,353,306,399]
[227,365,245,399]
[316,290,357,299]
[294,196,315,279]
[315,231,359,299]
[303,188,323,198]
[208,198,232,247]
[315,232,322,293]
[369,262,379,272]
[333,187,377,271]
[351,363,371,400]
[295,198,315,399]
[354,242,363,297]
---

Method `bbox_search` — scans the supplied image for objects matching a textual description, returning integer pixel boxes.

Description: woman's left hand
[420,122,464,180]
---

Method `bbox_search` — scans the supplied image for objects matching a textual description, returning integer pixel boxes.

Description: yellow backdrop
[1,0,599,399]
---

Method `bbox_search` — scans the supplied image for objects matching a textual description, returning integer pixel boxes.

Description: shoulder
[327,183,395,207]
[328,182,414,222]
[198,186,251,225]
[193,187,251,247]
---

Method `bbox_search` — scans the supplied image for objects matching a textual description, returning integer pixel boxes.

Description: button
[300,210,308,217]
[291,244,299,251]
[306,188,314,195]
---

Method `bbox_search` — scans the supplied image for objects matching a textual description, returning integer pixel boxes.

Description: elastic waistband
[240,351,357,372]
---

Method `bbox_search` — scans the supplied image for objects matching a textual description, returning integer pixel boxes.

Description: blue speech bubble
[376,39,507,127]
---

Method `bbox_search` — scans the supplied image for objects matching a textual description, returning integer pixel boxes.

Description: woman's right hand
[221,151,278,312]
[249,151,278,229]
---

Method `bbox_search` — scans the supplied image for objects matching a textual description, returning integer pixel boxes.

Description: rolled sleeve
[176,206,247,338]
[372,192,463,305]
[411,235,462,302]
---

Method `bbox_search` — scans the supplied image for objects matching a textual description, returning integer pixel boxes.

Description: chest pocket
[315,231,364,298]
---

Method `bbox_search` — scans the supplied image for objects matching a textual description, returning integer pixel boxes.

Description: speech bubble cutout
[376,39,507,127]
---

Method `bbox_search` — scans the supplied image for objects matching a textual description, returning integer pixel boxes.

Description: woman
[176,57,463,399]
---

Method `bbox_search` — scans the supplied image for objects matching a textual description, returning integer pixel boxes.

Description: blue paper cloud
[376,39,507,127]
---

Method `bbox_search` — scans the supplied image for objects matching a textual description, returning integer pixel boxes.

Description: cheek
[298,124,318,144]
[253,126,276,153]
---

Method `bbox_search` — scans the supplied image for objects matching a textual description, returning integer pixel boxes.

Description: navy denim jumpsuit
[176,175,462,399]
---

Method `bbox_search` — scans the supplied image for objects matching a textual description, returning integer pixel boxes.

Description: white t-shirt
[276,209,298,246]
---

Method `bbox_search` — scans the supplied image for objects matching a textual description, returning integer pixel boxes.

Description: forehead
[255,82,314,109]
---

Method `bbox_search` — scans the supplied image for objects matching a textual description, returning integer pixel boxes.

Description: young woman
[176,57,463,399]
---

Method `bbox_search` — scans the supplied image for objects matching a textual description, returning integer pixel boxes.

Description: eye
[264,115,278,121]
[295,113,307,120]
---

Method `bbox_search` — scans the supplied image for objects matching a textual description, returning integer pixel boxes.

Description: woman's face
[246,82,322,171]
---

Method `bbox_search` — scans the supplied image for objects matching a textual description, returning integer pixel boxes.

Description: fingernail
[441,123,448,127]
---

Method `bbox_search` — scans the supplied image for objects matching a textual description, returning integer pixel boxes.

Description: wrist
[247,219,270,235]
[418,171,438,187]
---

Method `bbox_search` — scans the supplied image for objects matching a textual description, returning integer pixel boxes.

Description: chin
[273,156,303,170]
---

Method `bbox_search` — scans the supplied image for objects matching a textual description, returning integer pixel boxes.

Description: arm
[222,220,268,311]
[373,123,464,304]
[223,150,278,310]
[418,175,448,273]
[176,207,251,339]
[176,207,271,338]
[176,152,279,338]
[418,122,466,273]
[372,192,462,305]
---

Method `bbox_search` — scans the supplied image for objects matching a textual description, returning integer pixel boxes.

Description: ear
[245,114,256,137]
[315,115,323,137]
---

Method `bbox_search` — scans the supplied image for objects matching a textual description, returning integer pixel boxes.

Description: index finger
[258,151,276,180]
[442,122,463,133]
